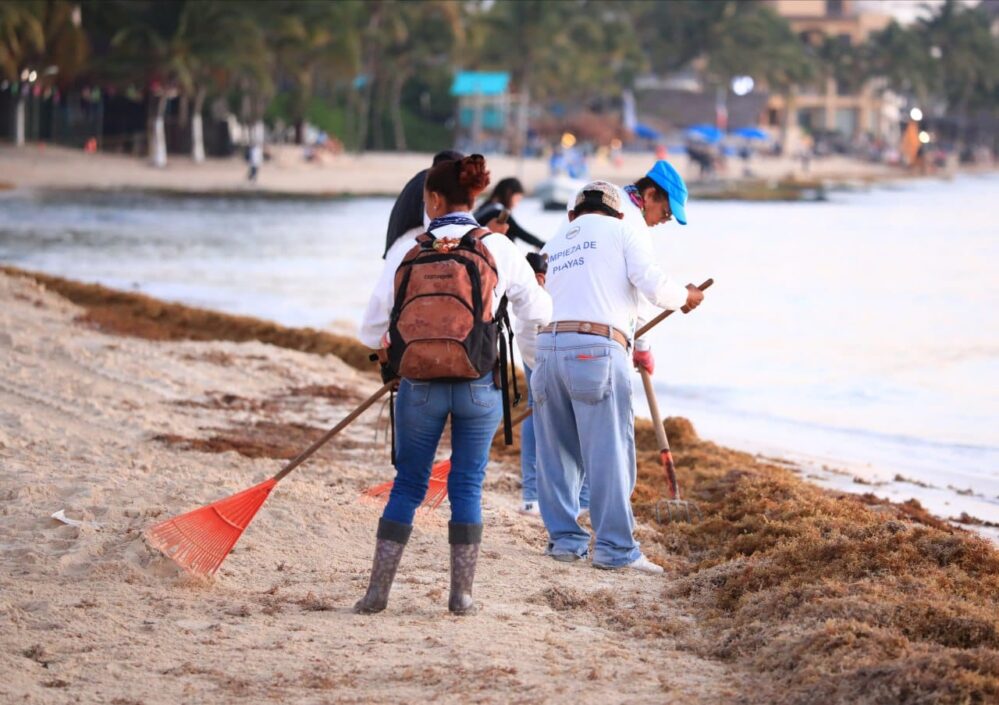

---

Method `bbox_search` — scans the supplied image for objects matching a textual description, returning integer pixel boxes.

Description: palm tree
[109,1,189,167]
[173,2,268,162]
[705,4,815,146]
[918,0,998,122]
[466,0,568,155]
[268,0,361,144]
[866,2,997,145]
[864,20,938,109]
[376,0,461,150]
[111,1,265,166]
[1,0,86,146]
[0,1,44,145]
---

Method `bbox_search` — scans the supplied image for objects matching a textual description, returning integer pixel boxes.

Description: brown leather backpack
[388,228,500,381]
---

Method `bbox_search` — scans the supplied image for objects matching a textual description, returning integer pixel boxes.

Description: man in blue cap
[617,160,700,375]
[632,159,688,226]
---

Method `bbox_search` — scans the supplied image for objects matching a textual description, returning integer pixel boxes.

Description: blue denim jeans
[522,364,589,509]
[383,373,503,526]
[521,365,539,503]
[532,332,641,567]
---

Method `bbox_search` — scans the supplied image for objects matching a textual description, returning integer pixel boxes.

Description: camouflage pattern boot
[448,522,483,615]
[353,518,412,614]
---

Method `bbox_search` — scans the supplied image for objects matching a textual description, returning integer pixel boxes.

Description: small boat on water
[534,174,588,211]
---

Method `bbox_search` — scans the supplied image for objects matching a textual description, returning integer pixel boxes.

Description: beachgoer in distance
[382,150,464,261]
[247,143,262,183]
[474,178,546,250]
[533,176,701,573]
[357,155,552,615]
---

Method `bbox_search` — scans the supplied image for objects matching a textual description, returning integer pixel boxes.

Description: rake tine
[147,382,395,576]
[654,499,702,525]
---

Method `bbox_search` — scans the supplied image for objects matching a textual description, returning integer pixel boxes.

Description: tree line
[2,0,996,159]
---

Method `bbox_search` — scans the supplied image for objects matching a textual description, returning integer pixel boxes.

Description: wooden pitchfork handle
[639,367,681,500]
[634,278,714,340]
[509,278,715,430]
[634,279,714,500]
[273,381,396,482]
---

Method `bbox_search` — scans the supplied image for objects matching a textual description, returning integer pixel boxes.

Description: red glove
[633,348,655,375]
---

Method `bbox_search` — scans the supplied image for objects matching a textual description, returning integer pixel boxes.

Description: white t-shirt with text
[540,212,688,341]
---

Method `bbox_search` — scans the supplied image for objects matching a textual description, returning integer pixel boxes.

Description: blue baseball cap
[645,160,688,225]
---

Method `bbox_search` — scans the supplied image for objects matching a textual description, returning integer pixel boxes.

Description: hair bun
[457,154,490,193]
[425,154,489,208]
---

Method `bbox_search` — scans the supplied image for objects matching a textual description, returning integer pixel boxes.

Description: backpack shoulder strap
[399,233,434,265]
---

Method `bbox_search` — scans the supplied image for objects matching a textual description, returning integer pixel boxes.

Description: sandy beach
[3,267,999,705]
[0,271,745,704]
[0,143,904,198]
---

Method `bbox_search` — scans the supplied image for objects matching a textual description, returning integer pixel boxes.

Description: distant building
[763,0,896,143]
[450,71,510,153]
[632,78,769,137]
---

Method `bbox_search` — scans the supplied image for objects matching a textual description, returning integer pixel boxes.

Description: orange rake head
[145,478,277,577]
[359,459,451,512]
[359,479,395,503]
[418,474,449,513]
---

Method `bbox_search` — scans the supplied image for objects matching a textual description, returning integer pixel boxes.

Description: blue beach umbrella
[633,122,661,140]
[731,126,768,141]
[685,123,723,144]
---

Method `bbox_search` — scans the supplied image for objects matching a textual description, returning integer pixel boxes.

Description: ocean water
[2,175,997,531]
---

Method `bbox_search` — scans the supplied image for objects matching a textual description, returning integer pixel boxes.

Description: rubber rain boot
[448,522,482,615]
[353,518,412,614]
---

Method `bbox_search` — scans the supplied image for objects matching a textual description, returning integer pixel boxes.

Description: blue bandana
[428,213,480,231]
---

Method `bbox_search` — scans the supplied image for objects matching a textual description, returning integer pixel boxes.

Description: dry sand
[0,272,747,704]
[1,143,898,197]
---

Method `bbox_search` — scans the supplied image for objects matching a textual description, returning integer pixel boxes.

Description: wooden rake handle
[640,369,680,500]
[634,278,714,340]
[639,367,682,500]
[640,368,670,454]
[509,278,715,430]
[273,381,396,482]
[635,279,715,500]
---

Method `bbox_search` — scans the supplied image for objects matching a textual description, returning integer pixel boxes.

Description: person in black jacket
[474,178,545,250]
[382,149,464,259]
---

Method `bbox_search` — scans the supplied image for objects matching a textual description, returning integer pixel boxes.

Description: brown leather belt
[538,320,630,349]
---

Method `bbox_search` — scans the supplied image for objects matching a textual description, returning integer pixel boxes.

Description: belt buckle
[579,322,592,333]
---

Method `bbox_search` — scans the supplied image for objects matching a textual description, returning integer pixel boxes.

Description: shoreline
[6,264,996,540]
[5,143,989,203]
[2,267,998,703]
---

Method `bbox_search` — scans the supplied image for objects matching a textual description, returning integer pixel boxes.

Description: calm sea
[2,174,997,530]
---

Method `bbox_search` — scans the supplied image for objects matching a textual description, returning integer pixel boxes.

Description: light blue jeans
[531,332,640,567]
[383,373,503,526]
[522,364,589,509]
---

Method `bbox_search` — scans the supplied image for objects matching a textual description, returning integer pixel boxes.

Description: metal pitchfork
[639,367,703,524]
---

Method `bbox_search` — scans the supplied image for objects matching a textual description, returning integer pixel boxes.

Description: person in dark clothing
[382,149,464,258]
[474,177,546,250]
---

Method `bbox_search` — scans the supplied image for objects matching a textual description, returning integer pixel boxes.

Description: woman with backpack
[356,154,552,615]
[474,177,546,250]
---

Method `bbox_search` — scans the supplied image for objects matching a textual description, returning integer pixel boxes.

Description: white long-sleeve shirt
[360,213,552,349]
[540,211,688,342]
